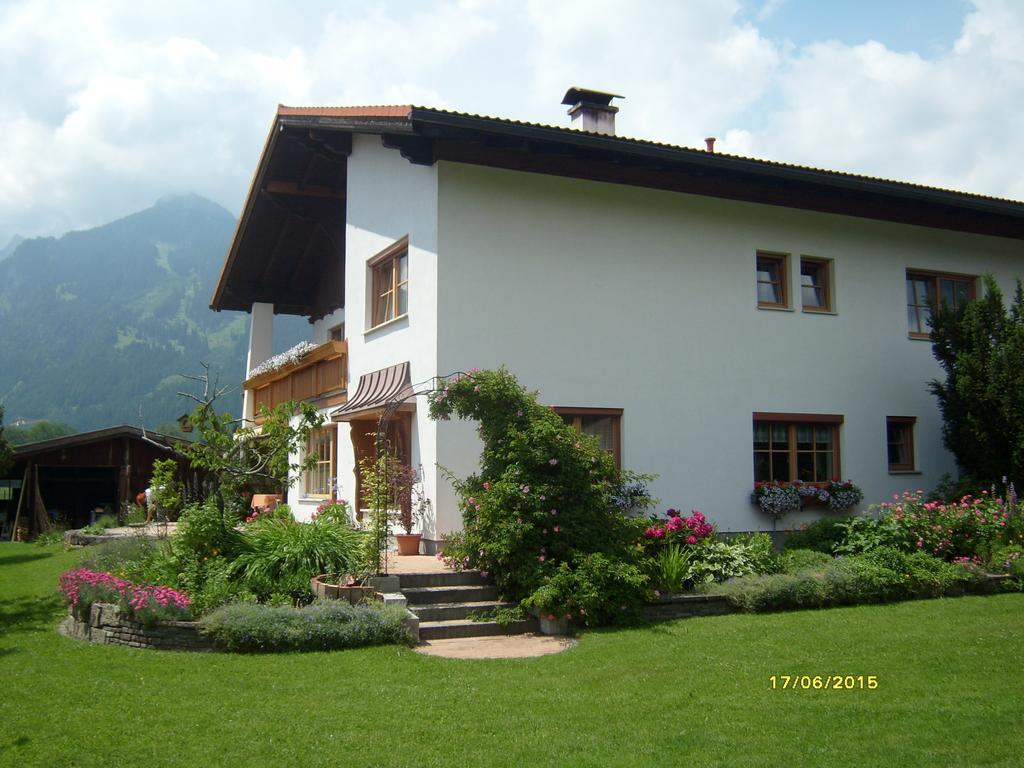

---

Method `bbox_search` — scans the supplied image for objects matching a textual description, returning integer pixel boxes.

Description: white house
[211,89,1024,551]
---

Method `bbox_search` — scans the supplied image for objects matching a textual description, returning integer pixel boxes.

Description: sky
[1,0,1022,248]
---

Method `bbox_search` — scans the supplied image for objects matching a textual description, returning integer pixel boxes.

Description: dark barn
[1,426,191,539]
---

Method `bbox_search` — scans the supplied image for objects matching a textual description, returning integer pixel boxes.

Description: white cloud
[731,0,1024,200]
[1,0,1023,247]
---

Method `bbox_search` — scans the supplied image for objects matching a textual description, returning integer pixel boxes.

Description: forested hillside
[0,195,307,431]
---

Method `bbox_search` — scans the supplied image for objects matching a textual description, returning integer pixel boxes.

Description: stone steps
[401,584,499,606]
[418,618,539,641]
[398,569,539,641]
[411,600,517,623]
[397,570,489,589]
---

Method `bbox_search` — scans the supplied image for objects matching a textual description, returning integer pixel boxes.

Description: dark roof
[212,102,1024,316]
[13,426,188,459]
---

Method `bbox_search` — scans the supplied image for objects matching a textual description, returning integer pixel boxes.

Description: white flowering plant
[247,341,317,379]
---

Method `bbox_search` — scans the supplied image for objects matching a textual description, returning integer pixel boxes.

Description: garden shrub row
[708,547,1006,613]
[198,601,411,653]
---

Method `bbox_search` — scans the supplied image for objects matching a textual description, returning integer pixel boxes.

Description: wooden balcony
[244,341,347,419]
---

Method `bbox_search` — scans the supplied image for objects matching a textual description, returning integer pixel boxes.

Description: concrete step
[410,600,516,623]
[402,585,498,606]
[397,570,489,589]
[418,618,539,641]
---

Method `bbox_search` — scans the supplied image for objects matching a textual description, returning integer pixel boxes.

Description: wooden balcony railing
[244,340,347,419]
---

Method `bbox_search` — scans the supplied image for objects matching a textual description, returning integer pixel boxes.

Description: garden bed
[59,602,214,652]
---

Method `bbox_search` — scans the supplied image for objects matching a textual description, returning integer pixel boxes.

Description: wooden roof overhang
[211,116,361,320]
[213,106,1024,318]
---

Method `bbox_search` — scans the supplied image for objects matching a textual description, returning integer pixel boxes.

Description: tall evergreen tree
[929,274,1024,485]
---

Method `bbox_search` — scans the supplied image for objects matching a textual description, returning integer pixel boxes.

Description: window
[886,416,916,472]
[329,323,345,341]
[554,407,622,469]
[756,252,789,308]
[753,413,842,483]
[800,257,832,312]
[304,427,335,498]
[906,271,975,338]
[369,238,409,328]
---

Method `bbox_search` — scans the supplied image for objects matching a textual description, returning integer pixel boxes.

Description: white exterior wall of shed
[434,160,1023,533]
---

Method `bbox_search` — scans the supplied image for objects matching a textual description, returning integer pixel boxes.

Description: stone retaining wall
[643,593,734,622]
[59,602,214,652]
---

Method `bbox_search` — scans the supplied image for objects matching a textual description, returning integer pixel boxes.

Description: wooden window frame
[799,256,833,313]
[756,251,790,309]
[906,270,976,339]
[553,407,622,469]
[328,323,345,341]
[368,236,409,329]
[886,416,916,472]
[753,412,843,484]
[303,426,336,500]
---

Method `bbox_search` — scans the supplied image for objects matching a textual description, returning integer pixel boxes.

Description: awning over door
[331,362,414,421]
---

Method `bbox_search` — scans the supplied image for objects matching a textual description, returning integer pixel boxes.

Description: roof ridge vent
[561,87,623,135]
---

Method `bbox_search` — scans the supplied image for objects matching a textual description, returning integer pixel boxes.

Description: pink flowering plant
[428,368,652,625]
[838,489,1014,562]
[59,568,191,625]
[642,509,714,549]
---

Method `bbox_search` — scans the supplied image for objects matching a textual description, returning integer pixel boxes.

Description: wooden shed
[1,426,191,539]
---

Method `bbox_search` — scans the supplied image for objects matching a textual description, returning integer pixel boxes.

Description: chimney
[705,136,716,153]
[561,87,624,135]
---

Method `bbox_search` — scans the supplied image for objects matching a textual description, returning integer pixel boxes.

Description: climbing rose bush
[59,568,191,625]
[428,368,650,625]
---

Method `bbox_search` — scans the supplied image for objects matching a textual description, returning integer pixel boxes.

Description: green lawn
[2,543,1023,768]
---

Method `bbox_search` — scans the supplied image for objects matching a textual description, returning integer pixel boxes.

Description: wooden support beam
[263,180,343,199]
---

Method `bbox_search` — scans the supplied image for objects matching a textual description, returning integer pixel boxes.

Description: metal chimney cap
[561,87,624,107]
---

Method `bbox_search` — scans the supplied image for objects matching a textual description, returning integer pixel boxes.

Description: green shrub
[655,544,687,593]
[81,514,119,535]
[150,458,184,521]
[173,498,244,562]
[711,549,979,612]
[81,537,178,585]
[732,532,778,574]
[428,368,652,625]
[521,552,648,625]
[199,600,410,652]
[783,517,852,553]
[34,527,66,547]
[776,549,832,574]
[836,492,1012,560]
[231,518,364,599]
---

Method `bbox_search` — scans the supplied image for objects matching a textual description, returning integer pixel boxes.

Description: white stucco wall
[320,134,441,533]
[434,161,1024,533]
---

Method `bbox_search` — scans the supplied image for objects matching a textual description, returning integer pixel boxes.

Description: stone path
[414,633,575,659]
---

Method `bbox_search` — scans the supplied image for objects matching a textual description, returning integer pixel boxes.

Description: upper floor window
[906,270,975,338]
[554,407,622,469]
[800,257,832,313]
[329,323,345,341]
[756,252,789,309]
[753,413,842,483]
[369,237,409,329]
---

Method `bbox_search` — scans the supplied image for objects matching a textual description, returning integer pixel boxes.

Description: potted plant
[395,465,431,556]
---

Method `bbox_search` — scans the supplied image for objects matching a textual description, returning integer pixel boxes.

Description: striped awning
[331,362,414,421]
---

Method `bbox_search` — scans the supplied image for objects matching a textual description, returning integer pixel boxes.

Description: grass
[2,542,1023,768]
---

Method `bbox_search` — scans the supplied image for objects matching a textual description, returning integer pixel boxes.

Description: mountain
[0,195,309,431]
[0,235,23,261]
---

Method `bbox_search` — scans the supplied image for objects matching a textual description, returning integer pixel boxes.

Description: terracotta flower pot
[395,533,422,556]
